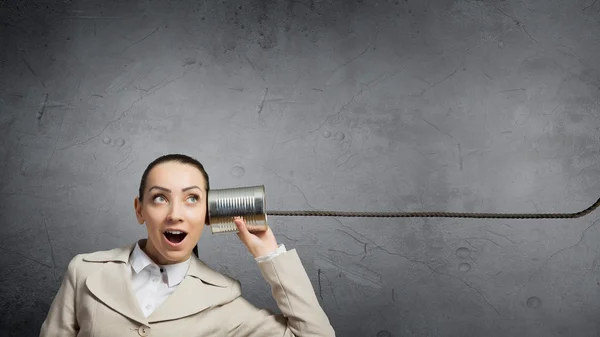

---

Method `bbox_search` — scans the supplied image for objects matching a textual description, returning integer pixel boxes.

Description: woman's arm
[227,218,336,336]
[226,249,336,337]
[39,255,80,337]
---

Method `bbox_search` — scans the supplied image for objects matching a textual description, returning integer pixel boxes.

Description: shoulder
[62,243,134,278]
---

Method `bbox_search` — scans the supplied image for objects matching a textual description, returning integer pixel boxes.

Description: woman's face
[134,161,207,265]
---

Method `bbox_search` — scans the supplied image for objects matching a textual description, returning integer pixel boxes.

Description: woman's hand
[234,216,279,259]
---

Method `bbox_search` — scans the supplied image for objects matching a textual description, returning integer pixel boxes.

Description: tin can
[207,185,269,234]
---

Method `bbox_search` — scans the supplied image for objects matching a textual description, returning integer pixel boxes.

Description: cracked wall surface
[1,0,600,336]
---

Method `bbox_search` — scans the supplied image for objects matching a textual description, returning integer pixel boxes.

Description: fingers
[234,216,251,241]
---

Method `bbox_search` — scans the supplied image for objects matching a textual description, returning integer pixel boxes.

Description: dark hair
[138,153,210,257]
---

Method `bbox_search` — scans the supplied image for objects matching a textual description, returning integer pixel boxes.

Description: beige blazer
[39,241,336,337]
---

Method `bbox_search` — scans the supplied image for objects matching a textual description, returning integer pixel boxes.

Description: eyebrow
[148,185,204,193]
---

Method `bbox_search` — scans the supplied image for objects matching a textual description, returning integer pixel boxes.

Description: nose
[167,202,184,222]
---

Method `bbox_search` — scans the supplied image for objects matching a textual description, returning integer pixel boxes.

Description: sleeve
[226,249,336,337]
[39,254,80,337]
[254,243,287,263]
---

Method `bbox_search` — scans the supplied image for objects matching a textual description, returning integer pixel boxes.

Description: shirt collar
[84,239,229,288]
[129,241,192,288]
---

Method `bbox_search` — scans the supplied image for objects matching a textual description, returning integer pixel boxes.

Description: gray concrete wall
[1,0,600,336]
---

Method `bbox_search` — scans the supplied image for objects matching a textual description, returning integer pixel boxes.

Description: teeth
[165,230,184,235]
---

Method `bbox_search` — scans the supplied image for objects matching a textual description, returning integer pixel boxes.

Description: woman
[40,153,336,337]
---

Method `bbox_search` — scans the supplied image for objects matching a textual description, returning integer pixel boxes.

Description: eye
[152,194,167,203]
[187,194,200,203]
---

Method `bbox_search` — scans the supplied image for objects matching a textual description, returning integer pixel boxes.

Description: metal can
[207,185,269,234]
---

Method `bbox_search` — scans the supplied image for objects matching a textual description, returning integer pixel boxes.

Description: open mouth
[163,230,188,245]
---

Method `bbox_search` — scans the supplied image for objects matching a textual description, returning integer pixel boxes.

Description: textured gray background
[1,0,600,336]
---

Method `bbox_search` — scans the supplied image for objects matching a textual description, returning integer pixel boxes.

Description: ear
[134,197,144,224]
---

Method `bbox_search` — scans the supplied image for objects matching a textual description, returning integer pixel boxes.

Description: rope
[266,197,600,219]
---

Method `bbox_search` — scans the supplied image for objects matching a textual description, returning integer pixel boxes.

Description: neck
[140,239,191,265]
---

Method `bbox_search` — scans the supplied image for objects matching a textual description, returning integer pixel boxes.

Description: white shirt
[129,242,287,317]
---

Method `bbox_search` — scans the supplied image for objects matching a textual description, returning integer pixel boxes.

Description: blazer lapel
[81,241,232,324]
[83,243,149,326]
[147,255,231,323]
